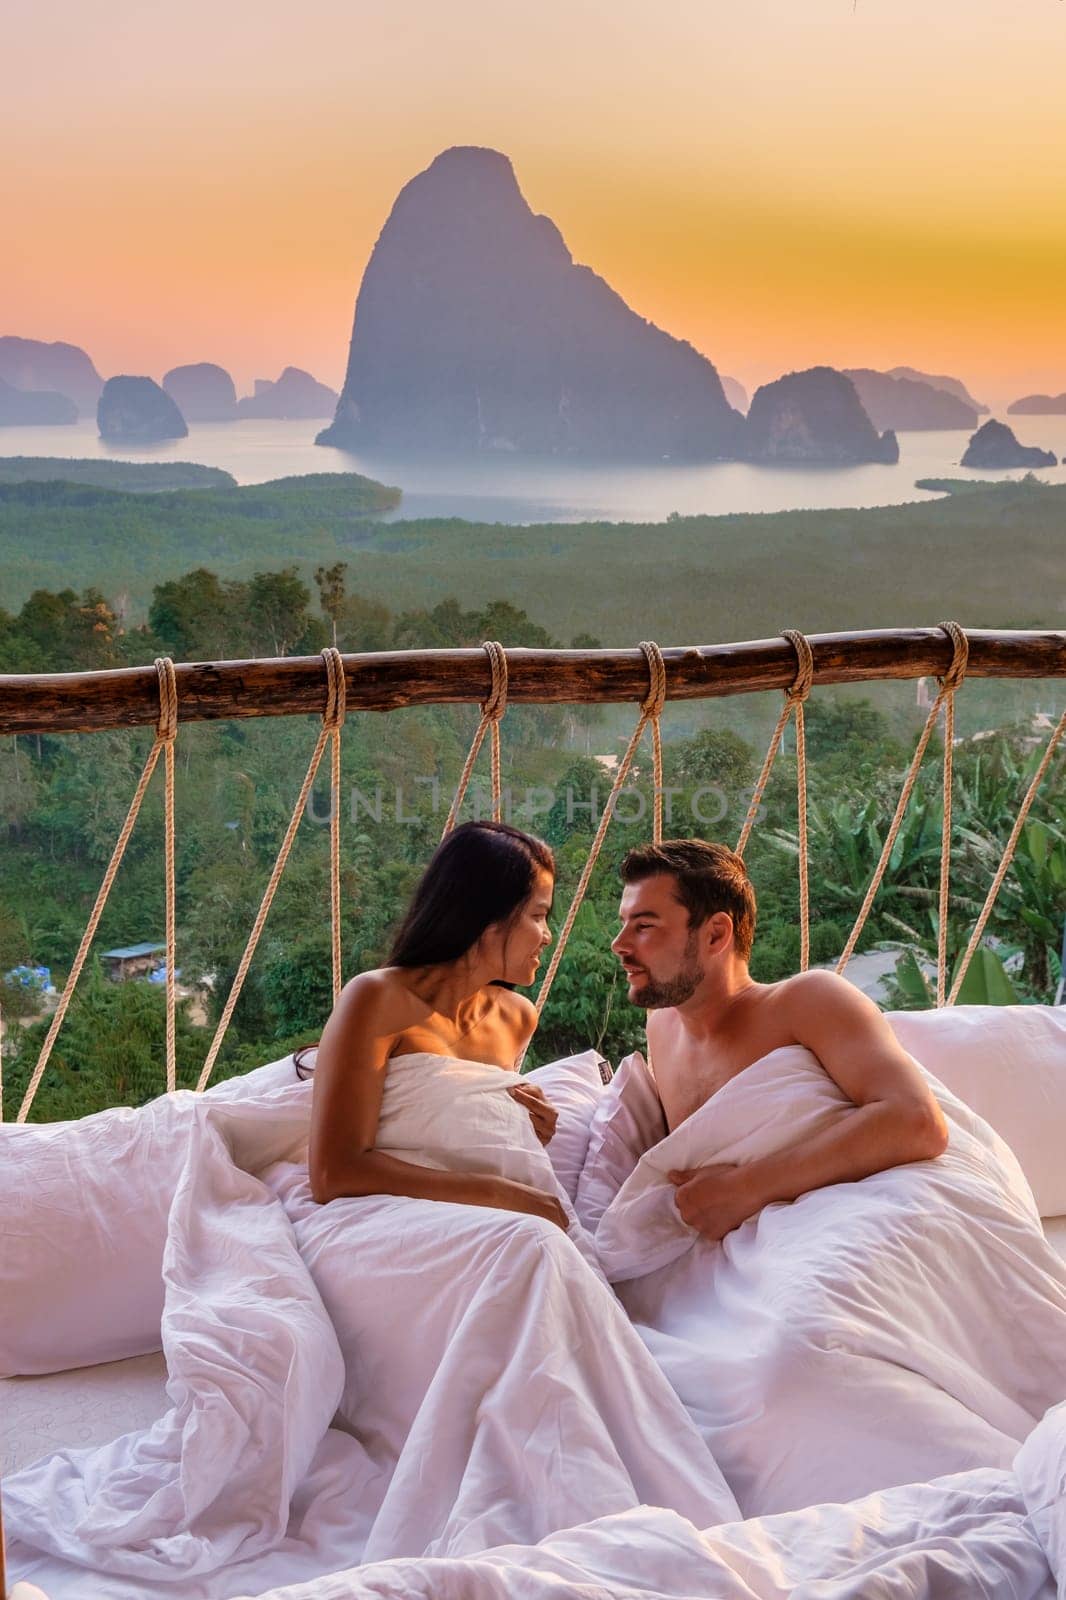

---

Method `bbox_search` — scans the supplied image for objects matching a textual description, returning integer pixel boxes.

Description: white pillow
[0,1063,311,1378]
[523,1048,610,1202]
[886,1006,1066,1217]
[575,1051,667,1235]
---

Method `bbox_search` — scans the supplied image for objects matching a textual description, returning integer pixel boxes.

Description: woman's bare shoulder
[494,987,538,1044]
[335,967,427,1034]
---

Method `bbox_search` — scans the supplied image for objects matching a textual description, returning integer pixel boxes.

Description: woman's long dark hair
[387,820,555,973]
[293,822,554,1079]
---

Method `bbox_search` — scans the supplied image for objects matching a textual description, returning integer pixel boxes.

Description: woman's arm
[308,974,567,1228]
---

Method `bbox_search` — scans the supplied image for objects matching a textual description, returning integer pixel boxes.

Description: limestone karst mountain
[239,367,337,419]
[0,337,103,415]
[1008,393,1066,416]
[843,369,977,432]
[743,368,899,465]
[0,377,78,425]
[886,367,988,415]
[163,363,238,421]
[960,419,1057,469]
[317,146,743,459]
[98,376,188,442]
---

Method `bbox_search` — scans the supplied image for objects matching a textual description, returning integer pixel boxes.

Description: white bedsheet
[599,1044,1066,1516]
[4,1090,737,1598]
[5,1049,1066,1600]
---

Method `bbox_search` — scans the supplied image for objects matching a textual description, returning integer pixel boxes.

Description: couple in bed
[309,819,948,1238]
[307,819,1066,1521]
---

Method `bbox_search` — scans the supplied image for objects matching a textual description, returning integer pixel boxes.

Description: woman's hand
[509,1081,559,1146]
[491,1176,570,1231]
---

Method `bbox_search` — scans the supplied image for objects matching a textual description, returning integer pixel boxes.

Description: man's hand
[668,1163,760,1243]
[509,1081,559,1146]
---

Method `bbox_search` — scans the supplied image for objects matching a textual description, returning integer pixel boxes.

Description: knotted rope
[836,622,968,987]
[17,658,179,1122]
[529,642,667,1035]
[441,642,509,834]
[736,630,814,969]
[196,648,347,1092]
[947,699,1066,1005]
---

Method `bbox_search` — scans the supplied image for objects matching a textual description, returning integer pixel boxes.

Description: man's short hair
[620,838,757,961]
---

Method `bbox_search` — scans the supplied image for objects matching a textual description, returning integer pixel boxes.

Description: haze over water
[3,416,1064,524]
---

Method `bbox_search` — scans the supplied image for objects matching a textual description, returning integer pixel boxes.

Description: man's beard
[628,930,705,1010]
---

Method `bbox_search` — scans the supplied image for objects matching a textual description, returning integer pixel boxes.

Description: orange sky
[5,0,1065,409]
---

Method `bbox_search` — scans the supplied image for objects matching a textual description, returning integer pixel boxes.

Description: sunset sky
[5,0,1065,409]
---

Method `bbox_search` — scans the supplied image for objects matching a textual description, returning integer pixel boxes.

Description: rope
[947,699,1066,1005]
[441,642,508,835]
[736,631,814,968]
[528,643,667,1039]
[17,658,179,1123]
[196,648,346,1092]
[837,622,968,979]
[157,657,178,1090]
[930,624,969,1003]
[322,647,347,1006]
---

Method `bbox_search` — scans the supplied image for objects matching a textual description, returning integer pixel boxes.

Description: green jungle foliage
[0,472,1062,665]
[1,561,1063,1120]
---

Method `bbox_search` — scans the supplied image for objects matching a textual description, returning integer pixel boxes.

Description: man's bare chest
[649,1023,800,1131]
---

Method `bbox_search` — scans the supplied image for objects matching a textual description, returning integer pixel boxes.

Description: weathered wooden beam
[0,629,1063,736]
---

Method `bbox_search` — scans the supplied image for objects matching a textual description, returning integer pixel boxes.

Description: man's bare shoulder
[778,969,873,1022]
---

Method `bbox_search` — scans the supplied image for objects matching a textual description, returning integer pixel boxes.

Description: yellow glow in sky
[4,0,1065,408]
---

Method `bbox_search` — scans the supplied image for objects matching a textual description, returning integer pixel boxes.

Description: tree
[314,562,348,646]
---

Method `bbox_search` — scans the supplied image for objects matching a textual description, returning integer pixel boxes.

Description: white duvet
[601,1044,1066,1515]
[5,1047,1066,1600]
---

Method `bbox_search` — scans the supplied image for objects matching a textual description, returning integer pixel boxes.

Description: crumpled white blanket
[5,1058,736,1598]
[599,1044,1066,1516]
[6,1048,1066,1600]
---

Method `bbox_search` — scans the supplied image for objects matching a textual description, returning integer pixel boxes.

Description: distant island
[843,369,977,432]
[98,376,188,442]
[0,377,78,426]
[238,367,337,419]
[960,419,1058,470]
[0,336,103,416]
[163,363,238,422]
[886,367,988,415]
[0,457,236,491]
[1008,393,1066,416]
[743,367,898,465]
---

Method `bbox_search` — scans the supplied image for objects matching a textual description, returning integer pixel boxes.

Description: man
[610,838,948,1242]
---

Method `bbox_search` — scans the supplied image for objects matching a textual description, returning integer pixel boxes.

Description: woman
[308,819,568,1229]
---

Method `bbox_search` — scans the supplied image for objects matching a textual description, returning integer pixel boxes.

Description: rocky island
[743,367,899,465]
[960,419,1057,469]
[0,337,103,415]
[843,369,977,431]
[886,367,988,415]
[0,377,78,425]
[98,376,188,442]
[163,363,238,421]
[1008,393,1066,416]
[238,367,337,419]
[318,145,744,459]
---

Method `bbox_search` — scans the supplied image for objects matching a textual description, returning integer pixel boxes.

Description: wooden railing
[1,627,1065,735]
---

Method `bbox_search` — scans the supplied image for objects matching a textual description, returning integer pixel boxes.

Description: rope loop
[480,640,508,721]
[781,630,814,704]
[639,641,667,720]
[321,646,346,731]
[936,621,969,694]
[155,656,178,741]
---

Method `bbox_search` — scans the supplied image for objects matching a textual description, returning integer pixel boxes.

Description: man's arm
[670,971,949,1241]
